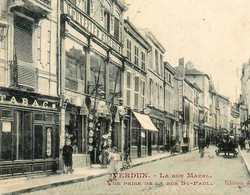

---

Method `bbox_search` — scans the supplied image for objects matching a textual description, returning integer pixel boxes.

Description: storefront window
[1,121,12,161]
[132,119,140,146]
[65,38,86,93]
[132,129,138,146]
[141,131,146,146]
[90,52,106,93]
[158,122,164,145]
[65,108,82,154]
[34,125,44,159]
[0,109,59,161]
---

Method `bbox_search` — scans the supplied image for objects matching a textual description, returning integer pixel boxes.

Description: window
[149,79,153,105]
[126,72,131,106]
[169,73,172,84]
[47,30,51,65]
[160,55,163,76]
[90,52,105,92]
[65,38,86,93]
[155,49,159,73]
[126,39,131,61]
[134,76,139,109]
[141,131,146,146]
[132,119,140,146]
[34,125,44,159]
[14,14,36,89]
[141,80,145,110]
[114,17,120,41]
[154,83,158,107]
[104,10,110,32]
[1,121,12,160]
[141,51,145,70]
[134,45,139,66]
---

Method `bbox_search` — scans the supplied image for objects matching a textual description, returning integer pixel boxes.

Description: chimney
[178,58,185,79]
[185,61,193,70]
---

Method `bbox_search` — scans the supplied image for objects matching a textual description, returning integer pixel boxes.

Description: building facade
[123,19,155,158]
[60,0,127,166]
[140,29,166,155]
[0,0,60,177]
[240,60,250,138]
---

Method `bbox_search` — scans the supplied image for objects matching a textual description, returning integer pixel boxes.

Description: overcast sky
[124,0,250,102]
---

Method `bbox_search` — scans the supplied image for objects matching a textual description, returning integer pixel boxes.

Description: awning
[133,112,158,132]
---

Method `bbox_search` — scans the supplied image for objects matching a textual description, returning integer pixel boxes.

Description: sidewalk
[239,148,250,176]
[0,152,174,195]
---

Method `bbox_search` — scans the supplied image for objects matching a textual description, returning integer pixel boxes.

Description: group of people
[62,138,123,181]
[238,137,250,151]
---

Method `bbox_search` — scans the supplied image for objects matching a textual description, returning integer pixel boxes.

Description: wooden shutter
[14,15,36,89]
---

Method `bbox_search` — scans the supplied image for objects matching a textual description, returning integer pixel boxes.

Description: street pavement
[24,146,250,195]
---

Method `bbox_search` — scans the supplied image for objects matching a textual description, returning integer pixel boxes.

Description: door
[138,129,141,157]
[148,131,152,156]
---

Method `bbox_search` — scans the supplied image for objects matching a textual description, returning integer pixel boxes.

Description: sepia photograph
[0,0,250,194]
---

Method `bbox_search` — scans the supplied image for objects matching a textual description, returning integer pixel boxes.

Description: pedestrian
[245,139,249,152]
[108,147,120,181]
[170,136,176,155]
[198,138,205,158]
[206,136,210,148]
[239,137,244,150]
[62,138,74,174]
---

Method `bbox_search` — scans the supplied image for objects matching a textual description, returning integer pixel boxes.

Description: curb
[239,149,250,176]
[2,150,194,195]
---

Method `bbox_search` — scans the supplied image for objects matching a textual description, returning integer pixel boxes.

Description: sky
[124,0,250,102]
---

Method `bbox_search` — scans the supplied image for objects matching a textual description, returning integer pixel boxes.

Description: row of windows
[126,39,146,71]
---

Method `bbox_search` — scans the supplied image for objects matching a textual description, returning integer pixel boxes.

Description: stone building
[0,0,60,177]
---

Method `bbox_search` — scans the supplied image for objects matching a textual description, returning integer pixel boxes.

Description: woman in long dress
[108,147,120,181]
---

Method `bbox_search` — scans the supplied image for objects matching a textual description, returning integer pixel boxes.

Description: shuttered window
[134,76,139,109]
[14,16,33,64]
[126,72,131,106]
[14,15,36,89]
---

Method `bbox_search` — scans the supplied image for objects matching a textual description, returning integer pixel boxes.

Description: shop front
[0,89,60,177]
[130,112,158,158]
[149,109,166,154]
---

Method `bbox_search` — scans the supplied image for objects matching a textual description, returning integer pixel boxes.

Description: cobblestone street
[25,146,250,195]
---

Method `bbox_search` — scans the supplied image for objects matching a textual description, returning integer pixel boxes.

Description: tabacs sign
[0,94,57,109]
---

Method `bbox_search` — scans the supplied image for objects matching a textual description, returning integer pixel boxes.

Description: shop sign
[150,109,165,119]
[63,0,122,54]
[0,94,57,109]
[178,81,183,111]
[46,128,52,157]
[2,121,11,132]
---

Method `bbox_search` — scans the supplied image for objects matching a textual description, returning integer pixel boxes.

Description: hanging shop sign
[0,94,58,109]
[178,81,183,111]
[46,128,52,157]
[63,0,122,54]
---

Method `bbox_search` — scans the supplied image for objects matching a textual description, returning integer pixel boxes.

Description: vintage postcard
[0,0,250,194]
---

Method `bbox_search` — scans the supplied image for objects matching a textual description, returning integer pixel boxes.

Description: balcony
[8,0,51,20]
